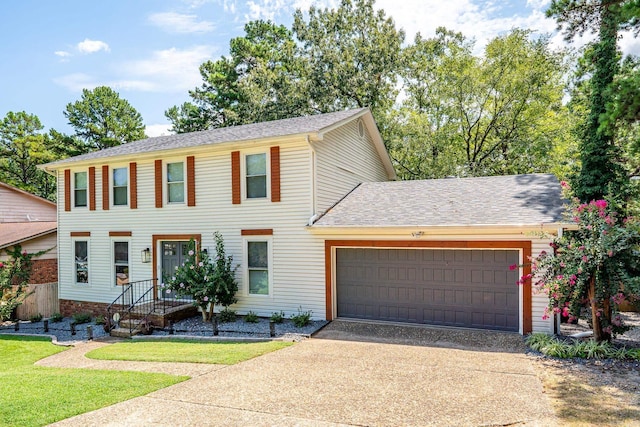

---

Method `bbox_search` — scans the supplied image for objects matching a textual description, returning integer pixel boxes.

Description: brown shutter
[64,169,71,211]
[186,156,196,207]
[270,146,281,202]
[231,151,241,205]
[129,162,137,209]
[88,167,96,211]
[102,165,109,210]
[155,160,163,208]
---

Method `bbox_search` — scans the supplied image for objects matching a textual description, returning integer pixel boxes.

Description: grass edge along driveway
[85,339,293,364]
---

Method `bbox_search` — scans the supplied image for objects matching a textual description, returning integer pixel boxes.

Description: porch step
[110,327,141,338]
[110,319,147,338]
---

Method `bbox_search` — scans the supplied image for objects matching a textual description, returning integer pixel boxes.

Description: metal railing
[106,278,194,335]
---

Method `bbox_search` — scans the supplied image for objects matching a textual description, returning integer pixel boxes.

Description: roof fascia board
[0,228,57,250]
[308,223,571,236]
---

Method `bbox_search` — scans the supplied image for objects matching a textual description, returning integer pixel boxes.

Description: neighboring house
[40,108,565,334]
[0,182,57,284]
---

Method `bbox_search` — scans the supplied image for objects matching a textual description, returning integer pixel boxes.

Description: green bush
[526,332,639,360]
[49,312,63,323]
[291,307,312,328]
[270,311,285,324]
[218,308,236,323]
[72,312,92,324]
[94,315,105,325]
[244,311,259,323]
[29,313,43,323]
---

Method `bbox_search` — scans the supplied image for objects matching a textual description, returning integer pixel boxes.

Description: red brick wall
[59,299,110,317]
[29,259,58,284]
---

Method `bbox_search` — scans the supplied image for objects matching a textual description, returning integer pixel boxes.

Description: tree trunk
[588,276,611,342]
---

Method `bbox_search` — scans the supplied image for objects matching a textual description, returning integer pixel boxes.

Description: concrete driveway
[49,321,556,426]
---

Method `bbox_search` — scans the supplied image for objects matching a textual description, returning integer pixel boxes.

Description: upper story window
[113,167,128,206]
[167,162,184,203]
[74,172,87,207]
[246,153,267,199]
[74,240,89,284]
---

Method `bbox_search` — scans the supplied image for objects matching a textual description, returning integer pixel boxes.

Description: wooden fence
[16,282,59,319]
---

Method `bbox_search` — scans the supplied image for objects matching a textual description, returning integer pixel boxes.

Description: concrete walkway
[44,323,557,427]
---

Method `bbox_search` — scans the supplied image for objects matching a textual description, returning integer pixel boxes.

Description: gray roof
[44,108,368,168]
[313,174,566,228]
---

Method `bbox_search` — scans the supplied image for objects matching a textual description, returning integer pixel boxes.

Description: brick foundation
[59,299,110,318]
[29,259,58,284]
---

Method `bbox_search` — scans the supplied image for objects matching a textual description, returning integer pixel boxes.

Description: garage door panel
[336,248,519,331]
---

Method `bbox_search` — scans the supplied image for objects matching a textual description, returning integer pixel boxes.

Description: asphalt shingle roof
[44,108,368,167]
[313,174,566,228]
[0,222,57,249]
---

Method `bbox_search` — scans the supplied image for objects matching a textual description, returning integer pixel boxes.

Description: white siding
[56,140,329,320]
[531,238,555,334]
[314,120,389,214]
[0,186,56,222]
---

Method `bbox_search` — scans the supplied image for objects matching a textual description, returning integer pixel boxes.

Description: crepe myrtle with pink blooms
[162,233,238,322]
[513,182,640,342]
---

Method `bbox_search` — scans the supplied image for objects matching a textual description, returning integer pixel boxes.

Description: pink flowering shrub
[524,187,640,342]
[162,233,238,322]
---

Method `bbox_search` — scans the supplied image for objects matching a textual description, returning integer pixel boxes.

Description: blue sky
[1,0,627,138]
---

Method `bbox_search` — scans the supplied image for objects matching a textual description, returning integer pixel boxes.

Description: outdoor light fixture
[141,248,151,263]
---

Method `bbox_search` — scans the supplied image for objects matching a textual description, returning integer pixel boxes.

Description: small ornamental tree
[0,245,45,321]
[162,233,238,321]
[523,182,640,342]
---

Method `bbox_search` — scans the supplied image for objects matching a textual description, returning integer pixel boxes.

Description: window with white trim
[245,153,267,199]
[114,241,129,286]
[74,240,89,284]
[74,171,87,207]
[167,162,184,203]
[247,240,270,295]
[113,167,128,206]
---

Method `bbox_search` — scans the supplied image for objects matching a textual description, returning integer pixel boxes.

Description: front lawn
[0,336,187,427]
[86,339,293,364]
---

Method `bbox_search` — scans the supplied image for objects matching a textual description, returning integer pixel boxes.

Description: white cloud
[77,39,110,54]
[54,45,216,94]
[149,12,215,33]
[54,51,71,58]
[120,45,217,92]
[145,123,174,137]
[246,0,289,21]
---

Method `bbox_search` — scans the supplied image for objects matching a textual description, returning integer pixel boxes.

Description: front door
[161,241,189,299]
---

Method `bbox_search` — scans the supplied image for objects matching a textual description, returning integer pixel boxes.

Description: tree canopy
[64,86,146,151]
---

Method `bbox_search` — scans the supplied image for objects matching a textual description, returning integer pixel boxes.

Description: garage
[336,247,519,331]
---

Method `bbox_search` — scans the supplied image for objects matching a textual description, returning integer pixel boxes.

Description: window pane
[75,241,88,284]
[167,162,184,182]
[114,187,127,205]
[74,172,87,189]
[116,265,129,285]
[74,189,87,207]
[249,270,269,295]
[114,242,128,263]
[113,168,127,186]
[168,182,184,202]
[246,154,266,176]
[248,241,268,268]
[247,176,267,198]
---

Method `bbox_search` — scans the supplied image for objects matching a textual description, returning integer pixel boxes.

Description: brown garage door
[336,248,519,331]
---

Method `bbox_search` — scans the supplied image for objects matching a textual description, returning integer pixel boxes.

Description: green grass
[0,335,187,427]
[86,339,293,364]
